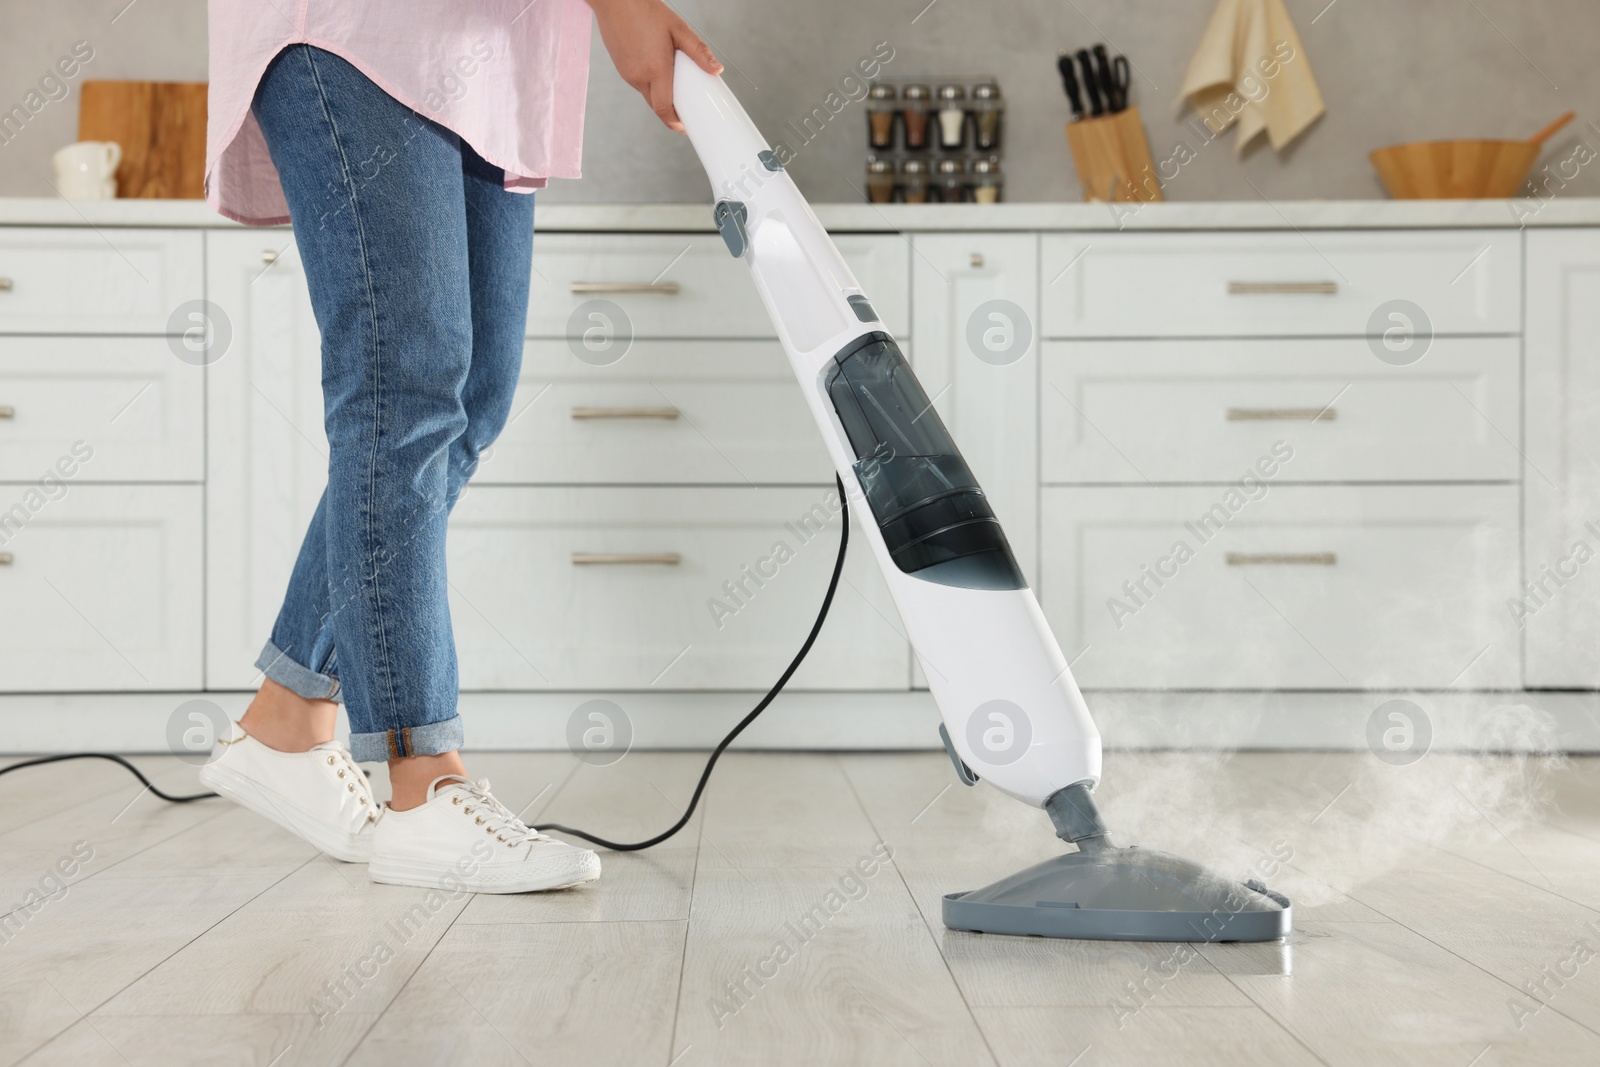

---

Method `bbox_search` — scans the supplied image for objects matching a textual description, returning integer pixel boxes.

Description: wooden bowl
[1369,113,1575,200]
[1369,139,1540,199]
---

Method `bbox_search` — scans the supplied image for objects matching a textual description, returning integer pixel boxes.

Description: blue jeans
[251,45,533,762]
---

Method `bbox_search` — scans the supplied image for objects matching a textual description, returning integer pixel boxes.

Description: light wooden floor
[2,748,1598,1066]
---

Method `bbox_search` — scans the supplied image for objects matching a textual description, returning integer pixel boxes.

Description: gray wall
[2,0,1595,204]
[0,0,208,197]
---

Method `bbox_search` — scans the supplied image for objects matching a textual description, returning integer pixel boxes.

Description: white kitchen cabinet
[0,485,203,689]
[0,337,205,483]
[447,486,907,690]
[1041,230,1520,338]
[909,233,1040,582]
[206,231,328,689]
[1041,337,1521,484]
[1524,230,1600,687]
[478,338,833,485]
[1040,484,1520,690]
[0,228,203,335]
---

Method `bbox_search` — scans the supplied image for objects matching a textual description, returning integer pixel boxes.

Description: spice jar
[971,82,1003,152]
[901,85,932,151]
[971,157,1003,203]
[866,157,896,204]
[935,157,967,203]
[935,84,967,150]
[901,158,930,204]
[867,84,897,150]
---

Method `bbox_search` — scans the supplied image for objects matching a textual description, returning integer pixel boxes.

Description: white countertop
[1,196,1596,231]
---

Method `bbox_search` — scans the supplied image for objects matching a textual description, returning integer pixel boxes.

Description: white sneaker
[369,776,601,894]
[198,722,378,863]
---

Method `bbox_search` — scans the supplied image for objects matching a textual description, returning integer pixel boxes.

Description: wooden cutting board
[78,81,208,199]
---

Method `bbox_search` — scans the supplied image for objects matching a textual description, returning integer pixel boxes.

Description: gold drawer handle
[0,552,12,565]
[0,277,12,291]
[1227,281,1339,295]
[572,553,682,566]
[1226,407,1336,421]
[569,281,681,295]
[0,405,13,419]
[1227,552,1337,566]
[571,406,680,420]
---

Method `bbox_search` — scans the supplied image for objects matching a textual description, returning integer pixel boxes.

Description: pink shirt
[206,0,593,226]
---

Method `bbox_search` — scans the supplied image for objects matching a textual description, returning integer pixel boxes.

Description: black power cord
[0,752,216,802]
[0,476,852,853]
[532,475,849,850]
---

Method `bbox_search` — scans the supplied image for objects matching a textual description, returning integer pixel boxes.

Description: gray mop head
[941,782,1291,942]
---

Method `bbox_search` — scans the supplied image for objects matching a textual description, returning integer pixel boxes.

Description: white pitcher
[52,141,122,200]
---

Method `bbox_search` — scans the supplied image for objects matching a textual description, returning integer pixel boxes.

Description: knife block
[1065,106,1162,203]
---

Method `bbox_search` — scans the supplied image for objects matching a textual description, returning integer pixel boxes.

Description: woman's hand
[587,0,723,133]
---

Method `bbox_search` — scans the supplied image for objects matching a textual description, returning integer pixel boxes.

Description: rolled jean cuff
[351,715,464,763]
[255,639,342,703]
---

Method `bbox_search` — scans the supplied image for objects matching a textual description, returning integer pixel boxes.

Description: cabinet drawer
[447,487,908,690]
[1039,485,1518,689]
[527,233,908,338]
[477,339,832,485]
[0,228,203,334]
[1041,337,1520,483]
[1041,231,1519,338]
[0,485,202,690]
[0,337,204,482]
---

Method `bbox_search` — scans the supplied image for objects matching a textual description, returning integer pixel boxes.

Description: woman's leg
[251,45,474,772]
[455,141,535,495]
[245,147,533,755]
[235,47,597,892]
[241,135,531,792]
[389,141,536,808]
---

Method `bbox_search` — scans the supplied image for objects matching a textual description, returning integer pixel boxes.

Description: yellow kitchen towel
[1177,0,1325,152]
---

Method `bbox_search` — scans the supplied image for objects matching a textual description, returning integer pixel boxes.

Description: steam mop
[0,53,1288,943]
[672,53,1290,942]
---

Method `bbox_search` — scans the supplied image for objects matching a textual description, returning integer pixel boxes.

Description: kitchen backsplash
[1,0,1593,204]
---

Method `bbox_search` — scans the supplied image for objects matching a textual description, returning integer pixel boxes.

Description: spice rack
[864,77,1005,204]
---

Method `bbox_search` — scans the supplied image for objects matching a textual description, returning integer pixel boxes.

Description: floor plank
[695,753,889,869]
[345,921,684,1067]
[1343,851,1600,1035]
[0,755,203,837]
[0,757,226,908]
[674,864,993,1066]
[18,1012,375,1067]
[95,857,474,1017]
[0,804,315,1066]
[1202,920,1600,1066]
[973,1005,1320,1067]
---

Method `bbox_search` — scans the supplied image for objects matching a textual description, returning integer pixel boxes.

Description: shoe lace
[317,742,377,823]
[460,778,547,846]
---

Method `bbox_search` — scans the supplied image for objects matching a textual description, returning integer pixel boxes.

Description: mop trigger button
[712,199,749,258]
[846,294,880,323]
[758,149,784,171]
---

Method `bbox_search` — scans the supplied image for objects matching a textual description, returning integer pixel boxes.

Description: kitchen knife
[1091,45,1118,113]
[1075,49,1103,117]
[1056,53,1085,120]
